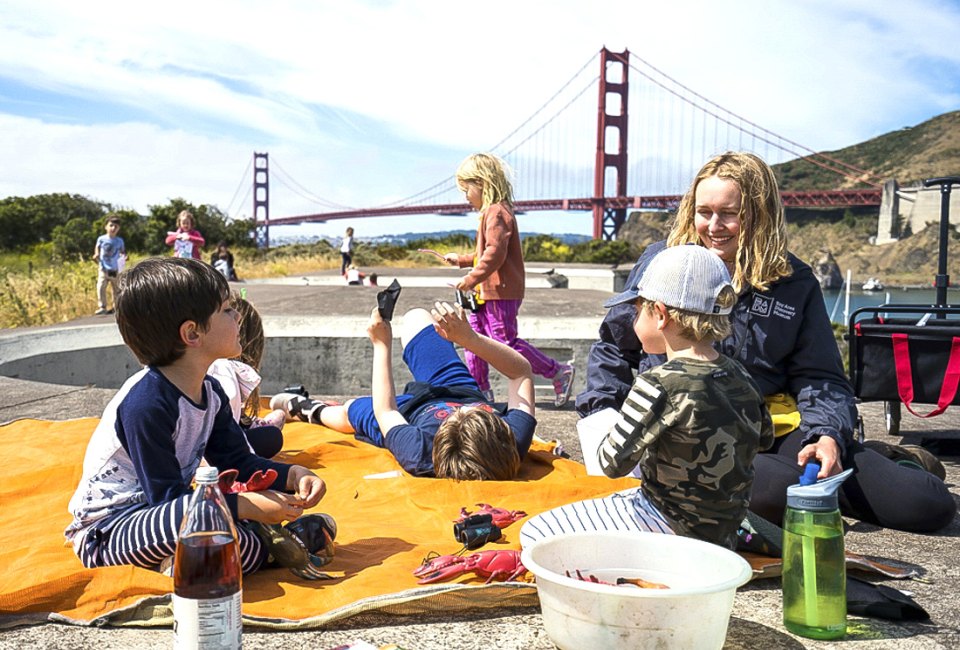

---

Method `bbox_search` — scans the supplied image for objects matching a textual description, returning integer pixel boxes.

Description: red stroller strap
[891,333,960,417]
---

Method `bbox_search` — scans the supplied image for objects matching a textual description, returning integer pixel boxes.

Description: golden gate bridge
[247,48,883,247]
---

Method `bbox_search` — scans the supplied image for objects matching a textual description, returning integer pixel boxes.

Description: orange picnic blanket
[0,418,638,629]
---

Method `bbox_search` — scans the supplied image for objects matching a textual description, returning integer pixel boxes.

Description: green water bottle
[782,464,853,640]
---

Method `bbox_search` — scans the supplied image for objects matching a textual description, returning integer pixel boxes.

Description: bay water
[824,287,960,325]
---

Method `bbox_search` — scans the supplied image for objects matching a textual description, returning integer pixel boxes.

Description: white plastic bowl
[521,531,752,650]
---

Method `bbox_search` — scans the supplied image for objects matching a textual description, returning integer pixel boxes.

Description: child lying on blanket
[65,257,334,578]
[271,302,537,479]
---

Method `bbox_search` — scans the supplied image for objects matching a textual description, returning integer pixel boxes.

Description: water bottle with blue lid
[782,463,854,640]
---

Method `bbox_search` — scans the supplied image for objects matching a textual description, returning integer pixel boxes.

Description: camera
[455,289,481,312]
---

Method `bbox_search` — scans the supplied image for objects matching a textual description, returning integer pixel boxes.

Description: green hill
[619,110,960,286]
[774,110,960,190]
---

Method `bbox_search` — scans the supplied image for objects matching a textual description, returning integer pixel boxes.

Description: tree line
[0,193,254,261]
[0,193,643,267]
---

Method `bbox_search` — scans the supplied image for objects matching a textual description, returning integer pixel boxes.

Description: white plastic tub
[521,531,752,650]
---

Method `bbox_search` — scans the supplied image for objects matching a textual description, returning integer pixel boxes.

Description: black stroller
[848,176,960,437]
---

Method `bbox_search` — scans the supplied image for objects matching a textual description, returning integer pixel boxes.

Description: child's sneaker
[269,393,338,424]
[269,393,316,423]
[94,308,108,315]
[246,513,337,581]
[552,362,576,408]
[251,408,287,431]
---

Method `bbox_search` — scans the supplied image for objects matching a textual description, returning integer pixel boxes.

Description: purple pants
[466,298,561,391]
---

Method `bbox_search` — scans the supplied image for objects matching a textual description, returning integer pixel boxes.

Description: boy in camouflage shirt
[519,245,773,551]
[598,245,774,548]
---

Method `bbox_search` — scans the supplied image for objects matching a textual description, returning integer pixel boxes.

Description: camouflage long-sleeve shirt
[597,354,774,549]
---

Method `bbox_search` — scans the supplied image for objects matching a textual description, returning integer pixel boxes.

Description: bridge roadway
[267,189,883,226]
[0,265,957,649]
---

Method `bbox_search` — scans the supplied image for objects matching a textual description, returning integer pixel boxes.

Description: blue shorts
[347,324,479,445]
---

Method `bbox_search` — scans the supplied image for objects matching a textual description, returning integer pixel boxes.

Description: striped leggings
[518,487,675,549]
[77,496,268,574]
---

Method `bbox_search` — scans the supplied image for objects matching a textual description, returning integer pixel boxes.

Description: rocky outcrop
[811,250,844,289]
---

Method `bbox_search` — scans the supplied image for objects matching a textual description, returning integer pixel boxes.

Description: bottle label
[173,592,242,649]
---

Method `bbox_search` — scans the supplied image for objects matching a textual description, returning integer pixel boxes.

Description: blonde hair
[177,209,194,230]
[667,152,791,291]
[455,153,514,212]
[233,294,265,426]
[639,285,737,343]
[432,407,520,480]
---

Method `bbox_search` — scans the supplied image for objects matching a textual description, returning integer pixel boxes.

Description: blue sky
[1,0,958,239]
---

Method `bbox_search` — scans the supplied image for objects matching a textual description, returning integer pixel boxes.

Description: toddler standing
[93,216,125,315]
[165,209,205,260]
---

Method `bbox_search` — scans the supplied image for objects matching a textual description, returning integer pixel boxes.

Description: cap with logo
[604,244,733,315]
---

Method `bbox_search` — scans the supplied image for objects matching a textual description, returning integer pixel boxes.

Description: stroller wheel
[884,401,901,436]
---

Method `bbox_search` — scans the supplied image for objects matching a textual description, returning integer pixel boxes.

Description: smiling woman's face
[694,175,742,267]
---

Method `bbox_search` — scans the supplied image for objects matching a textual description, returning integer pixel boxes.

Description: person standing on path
[442,153,575,407]
[340,227,355,276]
[93,216,125,315]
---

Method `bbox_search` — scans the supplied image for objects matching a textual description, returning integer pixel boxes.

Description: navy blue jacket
[576,241,857,456]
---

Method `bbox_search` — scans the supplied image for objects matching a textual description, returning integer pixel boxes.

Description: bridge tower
[593,48,630,240]
[253,152,270,248]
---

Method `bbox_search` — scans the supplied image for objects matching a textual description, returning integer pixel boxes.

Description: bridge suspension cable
[377,52,602,209]
[627,54,883,187]
[225,156,253,217]
[271,156,356,210]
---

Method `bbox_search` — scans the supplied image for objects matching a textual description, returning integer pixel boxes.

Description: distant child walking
[443,153,574,406]
[340,227,355,275]
[165,209,205,259]
[93,216,125,315]
[520,245,774,551]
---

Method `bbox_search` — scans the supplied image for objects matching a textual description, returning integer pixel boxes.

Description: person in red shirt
[165,209,205,260]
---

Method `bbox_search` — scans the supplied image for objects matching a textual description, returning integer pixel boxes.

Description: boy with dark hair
[521,245,774,550]
[93,216,125,315]
[272,302,537,480]
[66,257,335,579]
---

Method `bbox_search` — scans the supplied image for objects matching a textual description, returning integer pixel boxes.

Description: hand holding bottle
[797,436,842,478]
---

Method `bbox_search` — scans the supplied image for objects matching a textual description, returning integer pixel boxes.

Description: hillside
[618,110,960,286]
[774,110,960,190]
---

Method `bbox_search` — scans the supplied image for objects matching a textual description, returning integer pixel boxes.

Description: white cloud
[0,0,958,238]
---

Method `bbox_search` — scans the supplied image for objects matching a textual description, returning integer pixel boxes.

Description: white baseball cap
[604,244,733,315]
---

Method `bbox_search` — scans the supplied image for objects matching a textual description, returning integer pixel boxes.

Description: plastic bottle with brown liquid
[173,466,242,649]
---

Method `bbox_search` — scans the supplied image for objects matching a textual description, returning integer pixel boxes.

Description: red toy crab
[218,468,278,494]
[456,503,527,529]
[414,550,527,584]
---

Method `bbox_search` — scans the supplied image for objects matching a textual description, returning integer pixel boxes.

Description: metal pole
[922,176,960,307]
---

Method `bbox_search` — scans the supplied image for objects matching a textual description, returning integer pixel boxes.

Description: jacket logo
[750,295,773,317]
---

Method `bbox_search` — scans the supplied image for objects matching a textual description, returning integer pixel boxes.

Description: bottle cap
[786,468,854,511]
[195,466,219,484]
[799,462,820,486]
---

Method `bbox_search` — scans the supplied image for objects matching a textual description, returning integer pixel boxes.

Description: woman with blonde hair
[577,151,955,533]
